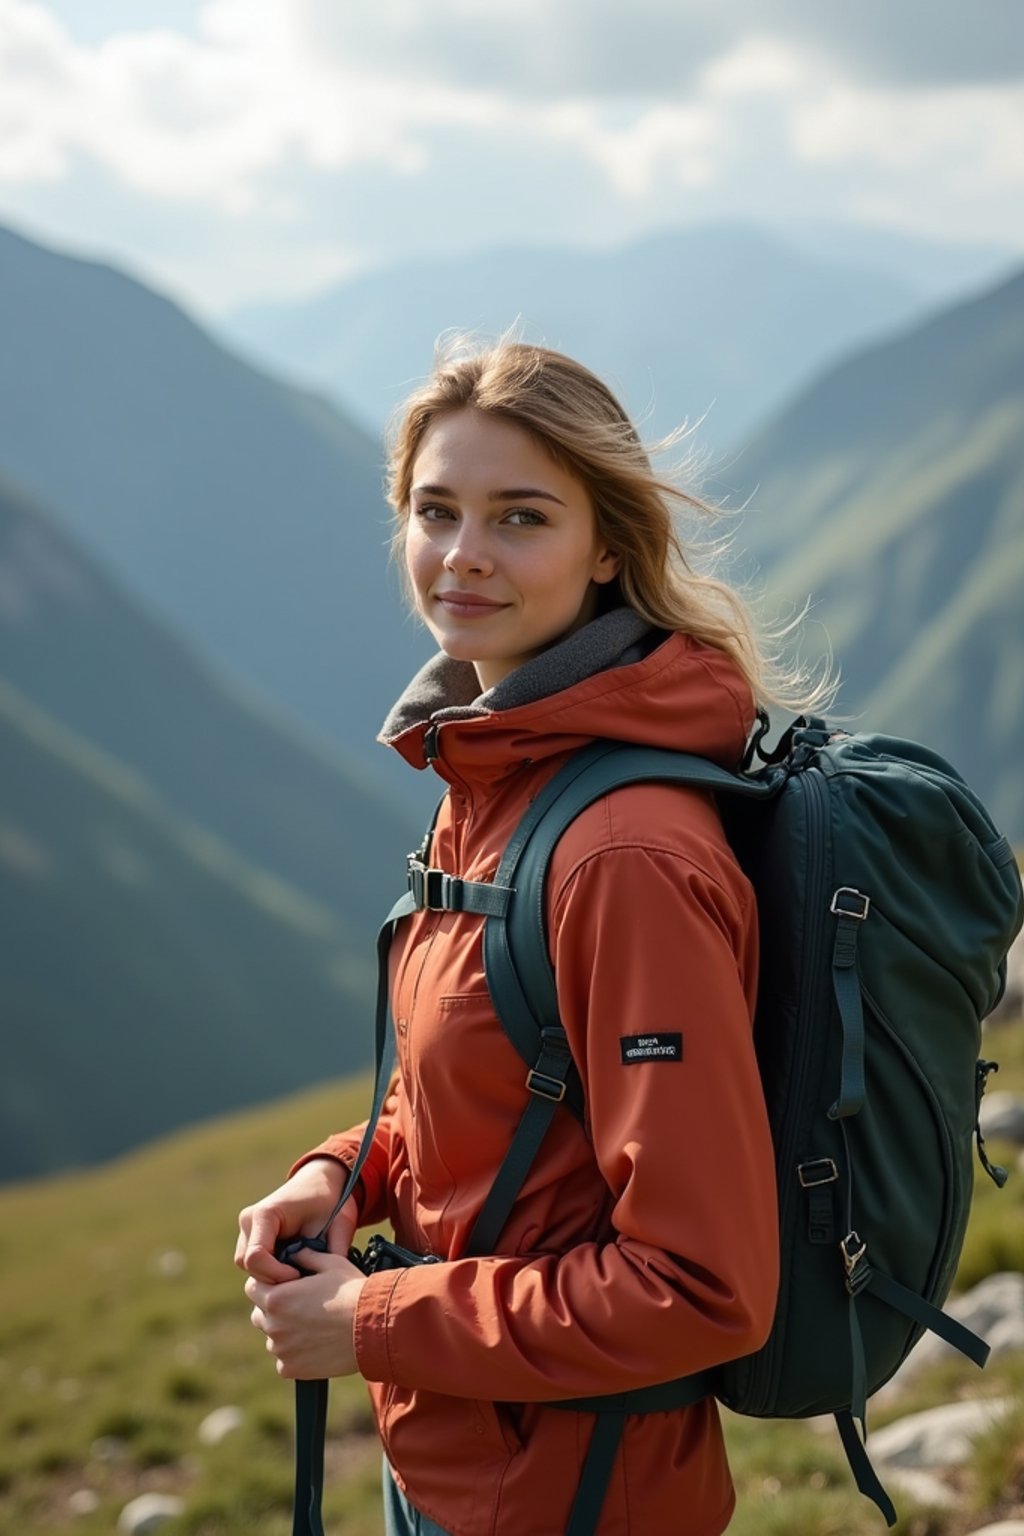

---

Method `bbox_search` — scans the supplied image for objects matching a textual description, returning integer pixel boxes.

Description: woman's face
[405,409,621,690]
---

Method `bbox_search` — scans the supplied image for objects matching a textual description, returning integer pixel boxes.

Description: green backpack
[284,716,1023,1536]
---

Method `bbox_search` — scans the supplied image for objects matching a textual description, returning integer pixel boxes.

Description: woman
[237,340,824,1536]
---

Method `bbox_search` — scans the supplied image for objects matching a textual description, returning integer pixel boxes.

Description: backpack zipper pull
[974,1059,1008,1187]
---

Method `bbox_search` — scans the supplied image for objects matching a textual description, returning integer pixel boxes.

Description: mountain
[725,265,1024,840]
[0,674,376,1182]
[0,475,416,939]
[0,221,433,804]
[221,221,929,450]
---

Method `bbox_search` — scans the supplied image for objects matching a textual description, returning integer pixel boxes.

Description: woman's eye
[415,503,455,522]
[504,508,546,527]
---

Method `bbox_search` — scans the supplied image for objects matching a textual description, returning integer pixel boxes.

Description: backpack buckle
[797,1158,839,1188]
[831,887,870,920]
[526,1069,567,1103]
[841,1231,870,1292]
[408,858,455,910]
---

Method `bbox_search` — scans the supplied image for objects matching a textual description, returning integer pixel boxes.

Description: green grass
[2,1017,1023,1536]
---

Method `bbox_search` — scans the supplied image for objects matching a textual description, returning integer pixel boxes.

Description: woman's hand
[245,1250,367,1379]
[235,1159,358,1285]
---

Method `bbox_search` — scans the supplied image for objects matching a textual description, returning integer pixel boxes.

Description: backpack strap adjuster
[797,1158,838,1188]
[831,887,871,920]
[526,1068,567,1102]
[407,858,512,916]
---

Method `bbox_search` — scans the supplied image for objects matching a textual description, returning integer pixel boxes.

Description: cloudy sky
[1,0,1023,317]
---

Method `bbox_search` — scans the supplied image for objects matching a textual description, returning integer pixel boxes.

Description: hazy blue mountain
[725,266,1024,840]
[0,475,417,941]
[221,221,929,449]
[764,219,1015,304]
[0,676,376,1182]
[0,221,434,807]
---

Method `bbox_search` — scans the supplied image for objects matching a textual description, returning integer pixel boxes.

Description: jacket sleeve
[289,1076,403,1228]
[353,835,779,1401]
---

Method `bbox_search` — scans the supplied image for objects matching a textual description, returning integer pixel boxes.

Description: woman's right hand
[235,1158,359,1285]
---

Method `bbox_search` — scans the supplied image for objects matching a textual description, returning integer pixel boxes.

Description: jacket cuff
[354,1267,407,1383]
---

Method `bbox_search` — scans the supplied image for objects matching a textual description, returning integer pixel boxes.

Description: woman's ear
[592,546,623,585]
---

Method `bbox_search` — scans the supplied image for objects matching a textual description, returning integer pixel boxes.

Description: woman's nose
[443,525,493,576]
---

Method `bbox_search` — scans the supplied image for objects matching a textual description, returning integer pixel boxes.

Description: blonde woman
[238,341,823,1536]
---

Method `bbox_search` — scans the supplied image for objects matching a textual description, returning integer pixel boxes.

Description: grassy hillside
[1,1025,1022,1536]
[0,679,375,1180]
[729,266,1024,841]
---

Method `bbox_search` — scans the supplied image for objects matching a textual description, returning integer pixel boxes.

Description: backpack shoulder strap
[485,740,778,1052]
[463,741,778,1258]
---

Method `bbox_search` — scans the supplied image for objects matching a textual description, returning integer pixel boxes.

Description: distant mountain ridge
[728,266,1024,839]
[221,221,930,450]
[0,221,433,805]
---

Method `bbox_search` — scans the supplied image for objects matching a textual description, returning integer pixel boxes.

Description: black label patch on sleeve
[619,1033,683,1064]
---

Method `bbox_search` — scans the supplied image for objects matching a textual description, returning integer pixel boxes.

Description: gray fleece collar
[380,607,655,741]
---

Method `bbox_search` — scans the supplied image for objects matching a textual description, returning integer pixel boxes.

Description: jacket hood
[381,607,755,784]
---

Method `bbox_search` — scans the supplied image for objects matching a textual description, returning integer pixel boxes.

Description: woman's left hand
[245,1249,367,1379]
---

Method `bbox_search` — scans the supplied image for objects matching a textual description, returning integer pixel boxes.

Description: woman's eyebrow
[411,482,566,506]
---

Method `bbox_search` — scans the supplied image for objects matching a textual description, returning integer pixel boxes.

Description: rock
[197,1405,245,1446]
[879,1467,959,1509]
[868,1396,1015,1469]
[979,1091,1024,1146]
[153,1250,187,1278]
[117,1493,185,1535]
[874,1273,1024,1398]
[988,930,1024,1022]
[90,1435,128,1462]
[67,1489,100,1516]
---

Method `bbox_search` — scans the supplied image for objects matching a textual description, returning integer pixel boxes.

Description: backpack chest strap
[407,856,513,917]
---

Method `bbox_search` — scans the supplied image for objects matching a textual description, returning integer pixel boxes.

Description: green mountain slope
[0,222,431,802]
[729,267,1024,839]
[0,679,375,1181]
[0,475,417,938]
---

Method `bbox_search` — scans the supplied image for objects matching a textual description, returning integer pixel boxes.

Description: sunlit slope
[732,267,1024,839]
[0,680,374,1181]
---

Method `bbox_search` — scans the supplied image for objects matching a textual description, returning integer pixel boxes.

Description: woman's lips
[435,592,508,617]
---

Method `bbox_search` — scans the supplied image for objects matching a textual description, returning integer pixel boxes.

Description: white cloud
[791,79,1024,184]
[1,0,1022,314]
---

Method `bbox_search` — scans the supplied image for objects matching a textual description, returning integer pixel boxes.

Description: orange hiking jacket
[299,614,779,1536]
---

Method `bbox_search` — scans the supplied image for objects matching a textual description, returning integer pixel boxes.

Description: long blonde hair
[385,335,833,714]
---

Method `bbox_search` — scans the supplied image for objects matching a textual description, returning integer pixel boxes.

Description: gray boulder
[868,1396,1015,1469]
[117,1493,185,1535]
[874,1272,1024,1398]
[877,1467,958,1509]
[979,1091,1024,1146]
[198,1405,245,1446]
